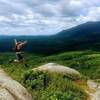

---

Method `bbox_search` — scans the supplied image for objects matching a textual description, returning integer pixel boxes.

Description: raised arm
[14,39,17,45]
[19,41,27,47]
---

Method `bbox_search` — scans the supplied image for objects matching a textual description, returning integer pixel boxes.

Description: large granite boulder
[0,70,32,100]
[33,63,80,76]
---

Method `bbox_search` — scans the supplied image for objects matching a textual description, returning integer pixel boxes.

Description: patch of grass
[40,50,100,79]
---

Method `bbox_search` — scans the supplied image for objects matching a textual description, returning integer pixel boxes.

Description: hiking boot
[9,59,14,63]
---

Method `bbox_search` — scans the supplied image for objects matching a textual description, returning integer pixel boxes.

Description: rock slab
[33,63,80,76]
[0,69,32,100]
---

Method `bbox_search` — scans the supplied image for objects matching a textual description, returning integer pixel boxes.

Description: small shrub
[22,70,87,100]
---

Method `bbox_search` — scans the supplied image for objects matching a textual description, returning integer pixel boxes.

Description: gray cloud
[0,0,100,35]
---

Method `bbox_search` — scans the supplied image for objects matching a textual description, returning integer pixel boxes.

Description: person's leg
[17,53,28,67]
[24,63,28,67]
[16,53,23,61]
[9,59,14,63]
[8,53,19,63]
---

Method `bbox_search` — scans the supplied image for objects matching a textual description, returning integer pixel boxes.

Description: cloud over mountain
[0,0,100,35]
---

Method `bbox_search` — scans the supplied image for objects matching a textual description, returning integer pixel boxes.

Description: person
[14,39,27,62]
[9,39,28,67]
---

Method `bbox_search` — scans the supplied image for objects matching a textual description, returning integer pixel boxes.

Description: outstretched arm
[19,41,27,47]
[14,39,17,45]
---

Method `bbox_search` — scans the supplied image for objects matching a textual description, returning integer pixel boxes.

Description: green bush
[22,70,87,100]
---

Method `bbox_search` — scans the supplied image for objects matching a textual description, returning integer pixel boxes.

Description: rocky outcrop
[33,63,80,76]
[0,69,32,100]
[87,80,100,100]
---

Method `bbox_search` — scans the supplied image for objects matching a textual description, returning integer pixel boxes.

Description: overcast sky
[0,0,100,35]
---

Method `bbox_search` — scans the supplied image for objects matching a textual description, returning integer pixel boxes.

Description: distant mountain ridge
[0,21,100,54]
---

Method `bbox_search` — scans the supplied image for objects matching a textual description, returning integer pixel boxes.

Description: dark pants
[15,52,28,67]
[16,53,23,61]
